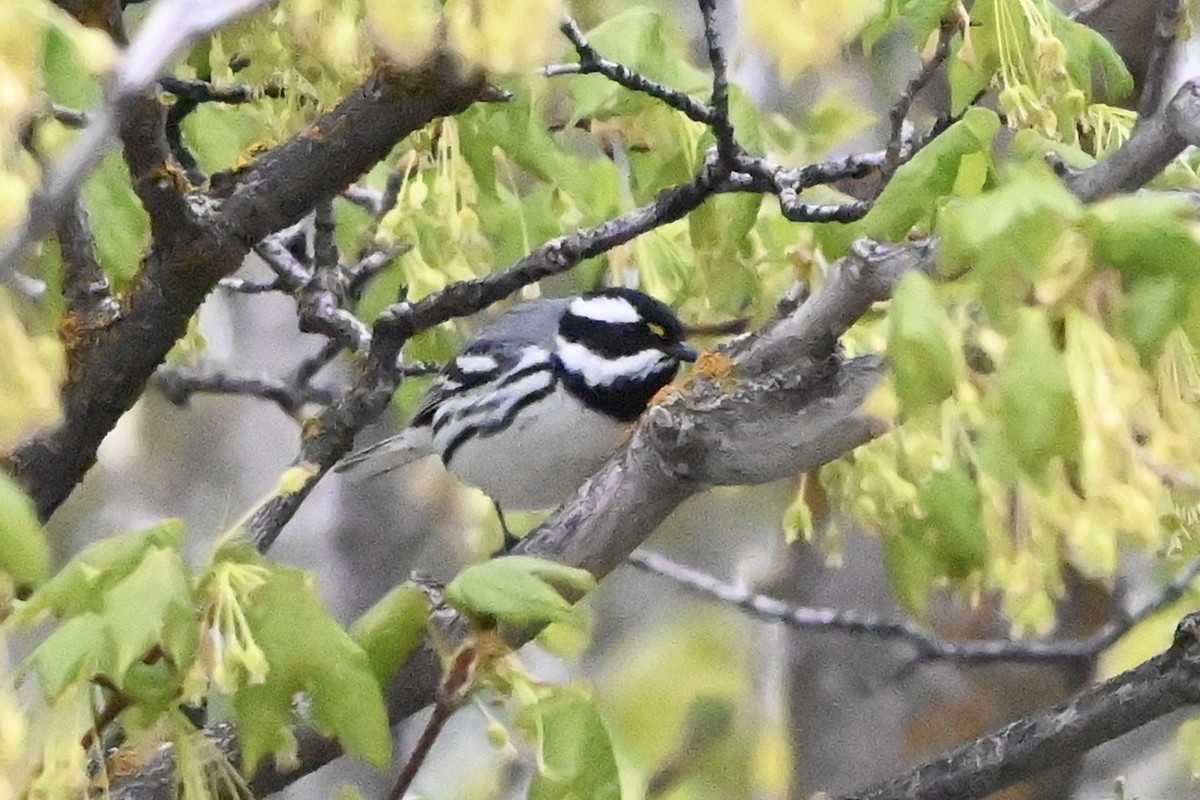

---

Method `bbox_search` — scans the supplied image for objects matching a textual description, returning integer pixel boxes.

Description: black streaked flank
[443,374,559,463]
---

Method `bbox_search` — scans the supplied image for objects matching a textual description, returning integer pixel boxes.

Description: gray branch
[839,613,1200,800]
[1064,78,1200,201]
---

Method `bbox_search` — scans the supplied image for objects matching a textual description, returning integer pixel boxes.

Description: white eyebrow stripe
[556,338,666,386]
[456,354,499,373]
[568,296,641,324]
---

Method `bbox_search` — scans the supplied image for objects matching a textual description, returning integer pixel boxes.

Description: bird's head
[554,287,698,421]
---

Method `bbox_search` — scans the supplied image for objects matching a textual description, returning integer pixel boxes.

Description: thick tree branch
[1136,0,1184,121]
[839,613,1200,800]
[1063,78,1200,201]
[0,0,275,277]
[2,56,493,521]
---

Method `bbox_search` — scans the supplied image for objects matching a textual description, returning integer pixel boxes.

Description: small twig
[627,550,1096,665]
[697,0,736,165]
[630,550,1200,669]
[347,245,404,294]
[159,76,285,106]
[1085,554,1200,653]
[882,20,956,184]
[312,199,338,271]
[1137,0,1185,121]
[253,233,313,291]
[340,185,384,214]
[727,154,870,222]
[158,76,286,183]
[152,366,338,416]
[19,113,116,319]
[385,644,477,800]
[82,682,133,751]
[56,197,117,318]
[551,16,717,126]
[291,338,346,385]
[217,276,285,294]
[50,104,90,129]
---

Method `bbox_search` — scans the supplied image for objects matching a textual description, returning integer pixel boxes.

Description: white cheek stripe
[456,354,499,373]
[556,338,666,386]
[568,296,641,324]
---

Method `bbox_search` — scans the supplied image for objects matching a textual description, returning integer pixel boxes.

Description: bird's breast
[438,386,631,509]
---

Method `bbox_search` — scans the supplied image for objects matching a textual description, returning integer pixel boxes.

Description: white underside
[440,387,629,509]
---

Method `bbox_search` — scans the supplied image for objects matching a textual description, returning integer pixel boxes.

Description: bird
[335,287,699,547]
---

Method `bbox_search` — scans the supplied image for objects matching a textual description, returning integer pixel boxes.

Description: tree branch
[2,55,492,521]
[1063,78,1200,201]
[626,550,1099,665]
[881,19,956,184]
[1136,0,1185,121]
[548,17,716,126]
[839,613,1200,800]
[696,0,736,164]
[0,0,276,278]
[152,367,338,416]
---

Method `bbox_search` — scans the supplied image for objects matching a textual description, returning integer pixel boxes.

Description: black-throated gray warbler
[336,287,698,520]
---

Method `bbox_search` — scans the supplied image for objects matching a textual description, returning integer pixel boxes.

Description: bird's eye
[647,322,667,338]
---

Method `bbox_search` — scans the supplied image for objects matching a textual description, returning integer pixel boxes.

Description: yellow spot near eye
[648,323,667,337]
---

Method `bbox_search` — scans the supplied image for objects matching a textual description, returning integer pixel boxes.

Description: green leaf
[862,0,957,53]
[997,310,1081,477]
[947,0,1001,113]
[82,154,150,289]
[235,569,391,774]
[445,556,596,630]
[1051,10,1134,104]
[517,685,621,800]
[100,547,196,681]
[888,272,960,412]
[120,662,182,722]
[42,25,102,110]
[349,583,429,687]
[26,614,104,699]
[817,107,1001,258]
[18,520,186,623]
[0,472,51,587]
[1084,194,1200,280]
[884,525,938,619]
[920,466,987,577]
[689,191,763,310]
[1122,275,1190,360]
[937,163,1083,324]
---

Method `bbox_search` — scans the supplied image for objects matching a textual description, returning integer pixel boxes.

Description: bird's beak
[671,342,701,362]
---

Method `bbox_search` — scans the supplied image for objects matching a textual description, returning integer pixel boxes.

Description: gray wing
[336,298,566,476]
[411,297,568,426]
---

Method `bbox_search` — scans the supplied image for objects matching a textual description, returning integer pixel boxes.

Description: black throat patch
[553,353,679,422]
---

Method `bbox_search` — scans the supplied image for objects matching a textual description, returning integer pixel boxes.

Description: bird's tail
[334,427,434,478]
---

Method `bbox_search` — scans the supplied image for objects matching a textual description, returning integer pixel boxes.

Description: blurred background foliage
[2,0,1200,797]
